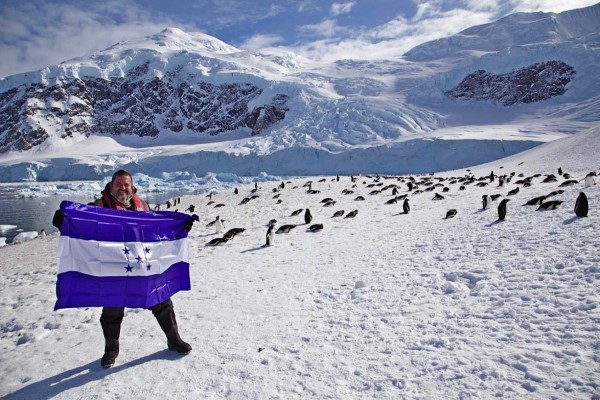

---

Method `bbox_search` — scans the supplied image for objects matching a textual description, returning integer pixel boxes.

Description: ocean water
[0,185,188,245]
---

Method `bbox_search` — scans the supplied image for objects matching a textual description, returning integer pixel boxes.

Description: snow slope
[0,127,598,399]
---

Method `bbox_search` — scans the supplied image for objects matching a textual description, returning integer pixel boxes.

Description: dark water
[0,185,189,244]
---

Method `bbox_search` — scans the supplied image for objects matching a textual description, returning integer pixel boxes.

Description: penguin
[207,237,229,246]
[537,200,563,210]
[223,228,245,240]
[320,197,334,204]
[215,216,225,234]
[558,167,563,176]
[39,228,46,239]
[166,200,171,209]
[344,210,358,219]
[276,224,297,234]
[234,187,239,195]
[385,197,398,205]
[407,181,413,191]
[489,171,495,182]
[498,198,510,221]
[433,193,445,200]
[445,209,457,219]
[207,200,215,206]
[559,179,578,187]
[185,204,195,212]
[304,208,313,224]
[332,210,345,218]
[574,192,588,217]
[523,195,547,206]
[482,195,490,210]
[542,175,557,183]
[273,193,281,199]
[403,198,410,214]
[323,200,336,207]
[355,196,365,201]
[290,208,303,216]
[392,187,399,196]
[308,223,324,232]
[546,189,564,198]
[263,221,275,247]
[507,187,520,196]
[498,176,505,187]
[584,172,597,187]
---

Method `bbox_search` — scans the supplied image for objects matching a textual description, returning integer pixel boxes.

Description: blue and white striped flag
[55,201,197,310]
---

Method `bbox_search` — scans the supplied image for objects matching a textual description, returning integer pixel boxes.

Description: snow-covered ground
[0,127,598,399]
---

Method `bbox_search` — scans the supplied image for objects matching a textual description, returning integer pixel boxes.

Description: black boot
[100,307,123,368]
[101,339,119,368]
[151,299,192,355]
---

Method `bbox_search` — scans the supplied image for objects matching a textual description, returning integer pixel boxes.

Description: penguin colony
[160,165,596,249]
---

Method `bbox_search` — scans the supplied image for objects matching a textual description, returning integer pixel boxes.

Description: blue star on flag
[144,247,151,254]
[123,247,130,255]
[125,264,133,272]
[136,255,143,263]
[147,264,152,271]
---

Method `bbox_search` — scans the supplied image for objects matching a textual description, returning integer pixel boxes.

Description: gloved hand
[184,219,194,232]
[184,214,199,232]
[52,210,64,232]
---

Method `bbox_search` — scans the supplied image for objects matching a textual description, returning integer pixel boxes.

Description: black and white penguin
[392,187,399,196]
[385,197,398,205]
[546,189,564,198]
[445,209,457,219]
[523,195,547,206]
[355,196,365,201]
[308,223,324,232]
[290,208,303,216]
[574,192,588,217]
[304,208,313,224]
[403,198,410,214]
[223,228,246,240]
[482,195,490,210]
[276,224,297,234]
[207,237,229,246]
[498,198,510,221]
[344,210,358,219]
[234,187,239,195]
[507,187,520,196]
[407,181,414,191]
[537,200,563,211]
[498,176,505,187]
[332,210,345,218]
[558,167,563,176]
[185,204,195,212]
[559,179,578,187]
[215,216,225,234]
[166,200,171,209]
[323,200,336,207]
[433,193,445,200]
[584,172,597,187]
[263,221,276,247]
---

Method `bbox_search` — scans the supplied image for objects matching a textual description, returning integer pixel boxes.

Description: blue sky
[1,0,598,78]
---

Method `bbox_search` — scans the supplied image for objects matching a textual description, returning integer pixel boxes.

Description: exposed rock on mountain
[0,62,288,153]
[445,61,576,106]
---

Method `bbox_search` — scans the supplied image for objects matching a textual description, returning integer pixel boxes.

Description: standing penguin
[304,208,313,224]
[574,192,589,217]
[403,198,410,214]
[215,216,225,234]
[498,199,510,221]
[264,220,276,247]
[482,195,490,210]
[584,172,597,187]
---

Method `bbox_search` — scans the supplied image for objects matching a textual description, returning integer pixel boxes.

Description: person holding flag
[52,170,197,368]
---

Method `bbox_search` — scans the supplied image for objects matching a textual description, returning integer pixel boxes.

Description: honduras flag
[55,201,198,310]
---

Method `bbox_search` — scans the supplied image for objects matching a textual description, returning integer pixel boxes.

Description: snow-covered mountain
[0,3,599,182]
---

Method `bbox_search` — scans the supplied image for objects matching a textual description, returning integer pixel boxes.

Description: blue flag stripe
[55,262,191,309]
[59,201,193,243]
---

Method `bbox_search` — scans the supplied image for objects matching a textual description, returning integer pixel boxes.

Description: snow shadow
[3,350,179,400]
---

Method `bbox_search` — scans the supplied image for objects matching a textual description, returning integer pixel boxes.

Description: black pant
[100,299,174,340]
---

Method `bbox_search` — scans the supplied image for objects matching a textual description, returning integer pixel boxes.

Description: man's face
[111,175,134,203]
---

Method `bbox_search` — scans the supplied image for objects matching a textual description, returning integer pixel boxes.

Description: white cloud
[331,2,355,16]
[0,0,190,78]
[240,34,285,51]
[298,19,349,38]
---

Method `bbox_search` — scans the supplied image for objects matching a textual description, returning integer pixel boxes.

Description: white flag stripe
[57,236,189,277]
